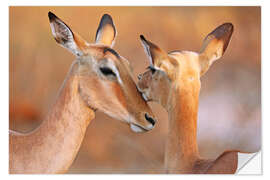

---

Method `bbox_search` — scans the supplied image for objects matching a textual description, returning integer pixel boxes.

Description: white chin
[142,93,148,101]
[130,124,146,133]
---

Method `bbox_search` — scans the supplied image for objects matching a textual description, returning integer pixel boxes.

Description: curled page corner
[237,151,261,174]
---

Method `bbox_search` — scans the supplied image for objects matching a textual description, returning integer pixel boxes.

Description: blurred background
[9,7,261,173]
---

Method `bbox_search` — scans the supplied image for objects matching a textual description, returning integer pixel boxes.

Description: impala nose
[145,113,156,127]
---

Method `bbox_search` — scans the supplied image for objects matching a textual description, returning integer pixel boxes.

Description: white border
[238,151,261,174]
[8,0,262,6]
[3,0,266,179]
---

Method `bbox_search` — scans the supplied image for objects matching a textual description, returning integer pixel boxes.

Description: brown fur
[10,63,94,173]
[10,12,156,174]
[137,23,245,174]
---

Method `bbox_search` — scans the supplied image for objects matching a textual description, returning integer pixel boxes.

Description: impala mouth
[129,114,156,133]
[130,123,149,133]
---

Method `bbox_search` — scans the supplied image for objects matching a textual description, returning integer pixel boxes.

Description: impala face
[137,66,172,107]
[49,12,156,133]
[137,23,234,109]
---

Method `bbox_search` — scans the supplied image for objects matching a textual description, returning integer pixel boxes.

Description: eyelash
[99,67,116,77]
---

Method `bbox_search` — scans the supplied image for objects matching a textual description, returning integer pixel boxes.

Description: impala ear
[140,35,167,67]
[95,14,116,47]
[48,12,88,56]
[199,23,234,76]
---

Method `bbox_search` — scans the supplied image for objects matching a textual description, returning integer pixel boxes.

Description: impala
[137,23,254,173]
[9,12,156,174]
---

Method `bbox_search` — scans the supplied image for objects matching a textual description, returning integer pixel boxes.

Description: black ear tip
[219,22,234,34]
[222,22,234,32]
[210,22,234,40]
[101,14,113,24]
[48,11,57,21]
[224,22,233,27]
[102,13,112,18]
[140,35,146,41]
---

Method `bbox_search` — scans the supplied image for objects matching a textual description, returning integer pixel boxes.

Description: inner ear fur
[199,23,234,76]
[95,14,117,47]
[48,11,88,56]
[140,35,168,67]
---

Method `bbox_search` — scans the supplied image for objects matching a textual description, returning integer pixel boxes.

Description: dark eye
[147,66,156,74]
[100,67,116,77]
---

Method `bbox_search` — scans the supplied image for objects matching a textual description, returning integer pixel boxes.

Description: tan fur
[139,51,239,174]
[9,13,155,174]
[137,23,250,174]
[10,63,94,173]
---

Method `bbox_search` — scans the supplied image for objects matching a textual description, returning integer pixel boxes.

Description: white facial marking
[153,66,164,72]
[106,58,123,85]
[146,123,154,129]
[142,93,148,101]
[130,124,144,133]
[160,60,174,71]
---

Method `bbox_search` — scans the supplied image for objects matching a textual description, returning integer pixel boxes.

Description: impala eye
[147,66,156,74]
[100,67,116,77]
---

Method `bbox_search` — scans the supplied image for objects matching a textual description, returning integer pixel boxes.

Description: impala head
[137,23,234,108]
[48,12,156,133]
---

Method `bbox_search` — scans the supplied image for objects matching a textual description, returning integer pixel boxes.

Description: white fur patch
[142,93,148,101]
[130,124,145,133]
[106,58,123,85]
[161,60,173,71]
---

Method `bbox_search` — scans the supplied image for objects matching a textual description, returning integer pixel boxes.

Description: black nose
[145,113,156,126]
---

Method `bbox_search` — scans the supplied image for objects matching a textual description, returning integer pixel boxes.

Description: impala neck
[10,61,95,173]
[165,80,200,173]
